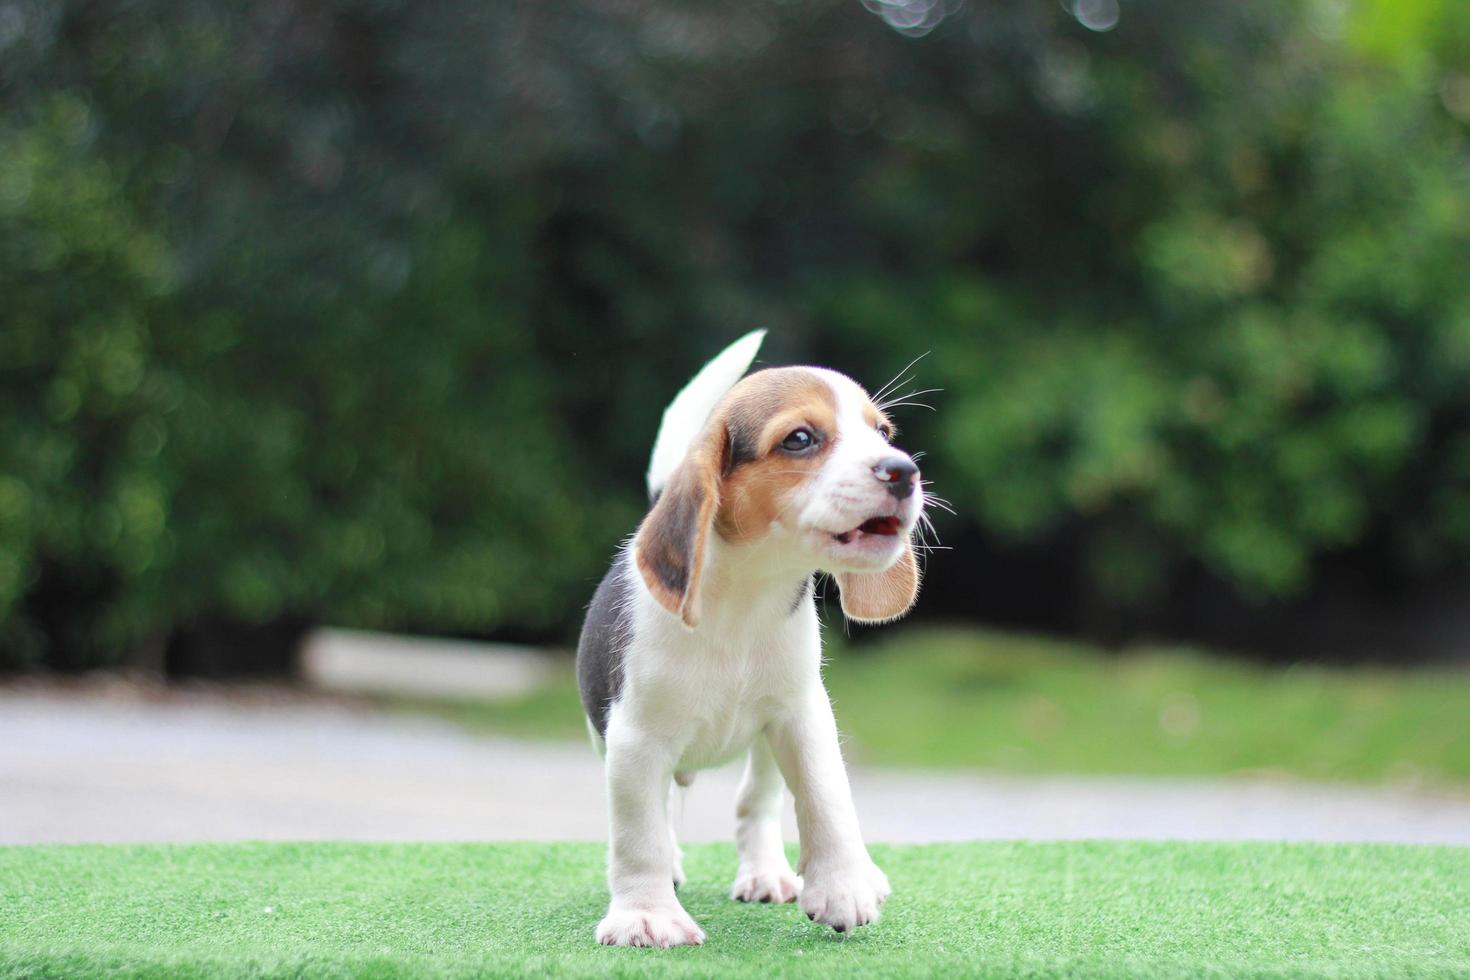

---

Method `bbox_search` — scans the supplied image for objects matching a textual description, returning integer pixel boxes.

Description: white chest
[616,595,820,771]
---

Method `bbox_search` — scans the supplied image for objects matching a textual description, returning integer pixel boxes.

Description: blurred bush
[1,0,1468,668]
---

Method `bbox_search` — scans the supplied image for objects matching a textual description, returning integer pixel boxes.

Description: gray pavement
[3,688,1468,846]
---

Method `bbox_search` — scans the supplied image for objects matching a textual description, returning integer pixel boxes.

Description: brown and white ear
[837,543,920,624]
[631,424,724,629]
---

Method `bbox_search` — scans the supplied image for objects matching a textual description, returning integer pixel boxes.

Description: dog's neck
[695,532,813,630]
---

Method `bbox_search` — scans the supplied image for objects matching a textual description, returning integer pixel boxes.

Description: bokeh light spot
[1073,0,1119,33]
[860,0,963,39]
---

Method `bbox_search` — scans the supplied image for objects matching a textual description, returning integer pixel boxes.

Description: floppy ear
[631,422,725,629]
[836,543,920,624]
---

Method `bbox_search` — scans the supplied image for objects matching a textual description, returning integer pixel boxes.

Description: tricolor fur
[576,334,928,947]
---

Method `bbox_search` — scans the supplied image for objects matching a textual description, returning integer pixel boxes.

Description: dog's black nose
[873,456,918,499]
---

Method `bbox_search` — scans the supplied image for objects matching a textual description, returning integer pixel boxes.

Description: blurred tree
[0,96,175,666]
[1,0,1467,667]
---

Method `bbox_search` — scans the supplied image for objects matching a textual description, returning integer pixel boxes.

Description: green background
[4,0,1470,668]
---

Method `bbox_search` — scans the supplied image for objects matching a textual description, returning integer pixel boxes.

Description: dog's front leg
[596,724,705,947]
[768,691,890,933]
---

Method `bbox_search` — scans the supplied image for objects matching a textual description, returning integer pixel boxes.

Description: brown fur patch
[632,420,724,627]
[865,403,896,440]
[714,369,837,542]
[837,544,919,623]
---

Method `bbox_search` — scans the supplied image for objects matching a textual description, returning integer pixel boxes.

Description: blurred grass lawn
[403,628,1470,787]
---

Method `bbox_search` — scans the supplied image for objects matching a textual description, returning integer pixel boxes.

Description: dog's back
[577,331,766,747]
[576,552,632,744]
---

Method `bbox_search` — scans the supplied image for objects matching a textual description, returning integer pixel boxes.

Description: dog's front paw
[595,903,705,947]
[731,863,802,904]
[800,859,890,933]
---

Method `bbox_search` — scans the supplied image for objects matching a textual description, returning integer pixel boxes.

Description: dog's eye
[780,428,816,453]
[878,423,893,442]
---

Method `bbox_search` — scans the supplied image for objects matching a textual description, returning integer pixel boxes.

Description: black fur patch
[790,575,813,615]
[577,552,635,738]
[727,427,761,472]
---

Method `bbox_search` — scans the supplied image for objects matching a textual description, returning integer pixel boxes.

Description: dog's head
[632,366,924,629]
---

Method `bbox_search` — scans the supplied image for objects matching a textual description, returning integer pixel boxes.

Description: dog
[576,331,926,947]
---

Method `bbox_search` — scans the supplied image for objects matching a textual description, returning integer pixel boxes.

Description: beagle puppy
[577,331,925,947]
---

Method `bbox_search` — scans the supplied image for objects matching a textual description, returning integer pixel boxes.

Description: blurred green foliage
[2,0,1468,666]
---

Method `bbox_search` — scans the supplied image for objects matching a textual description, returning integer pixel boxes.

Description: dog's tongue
[858,516,901,536]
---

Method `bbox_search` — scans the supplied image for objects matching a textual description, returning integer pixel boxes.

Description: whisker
[875,373,915,405]
[909,511,942,554]
[877,401,936,412]
[911,536,951,553]
[872,352,931,403]
[880,384,943,400]
[919,484,957,515]
[911,526,937,553]
[878,387,944,411]
[913,512,952,551]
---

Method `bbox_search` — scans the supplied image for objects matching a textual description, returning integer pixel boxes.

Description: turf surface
[2,841,1466,978]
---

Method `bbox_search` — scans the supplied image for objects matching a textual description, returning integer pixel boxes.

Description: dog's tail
[645,329,765,502]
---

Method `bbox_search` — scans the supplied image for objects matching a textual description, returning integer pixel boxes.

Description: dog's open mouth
[833,515,902,545]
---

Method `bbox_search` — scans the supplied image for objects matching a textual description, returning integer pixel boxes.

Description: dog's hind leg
[668,779,686,888]
[729,735,801,904]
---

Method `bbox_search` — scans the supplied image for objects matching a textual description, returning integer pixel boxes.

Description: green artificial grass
[2,842,1467,978]
[398,626,1470,787]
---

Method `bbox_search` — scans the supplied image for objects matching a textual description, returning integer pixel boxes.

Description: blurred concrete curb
[299,628,559,701]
